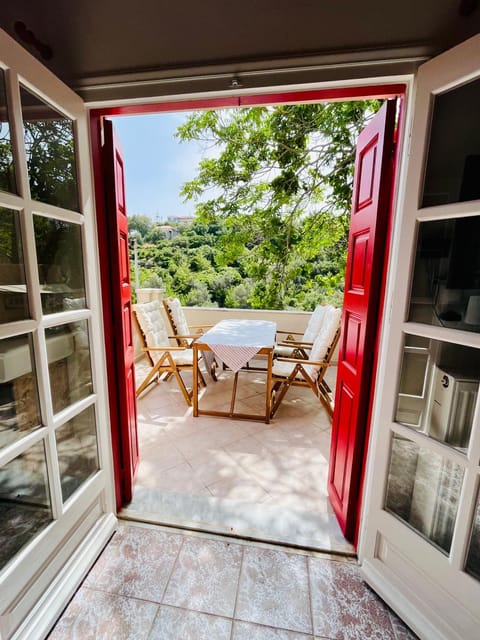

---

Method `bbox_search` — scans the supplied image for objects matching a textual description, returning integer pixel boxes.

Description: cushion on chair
[165,297,190,336]
[272,306,341,379]
[133,300,170,363]
[307,306,341,374]
[303,305,328,343]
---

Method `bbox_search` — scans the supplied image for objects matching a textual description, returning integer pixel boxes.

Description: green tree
[176,101,381,309]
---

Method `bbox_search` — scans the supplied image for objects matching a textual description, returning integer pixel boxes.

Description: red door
[328,100,396,542]
[102,119,139,507]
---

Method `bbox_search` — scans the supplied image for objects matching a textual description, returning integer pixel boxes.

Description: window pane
[0,69,17,194]
[0,440,52,570]
[46,321,92,413]
[20,87,79,211]
[422,77,480,207]
[408,217,480,333]
[33,216,85,314]
[465,487,480,581]
[56,405,98,502]
[395,335,479,451]
[0,335,41,448]
[385,434,464,554]
[0,207,29,322]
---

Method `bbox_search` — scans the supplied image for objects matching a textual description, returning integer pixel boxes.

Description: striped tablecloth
[196,319,276,373]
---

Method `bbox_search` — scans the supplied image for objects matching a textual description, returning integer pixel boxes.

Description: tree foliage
[175,101,382,309]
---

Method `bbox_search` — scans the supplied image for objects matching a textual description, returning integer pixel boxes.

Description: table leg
[265,349,273,424]
[230,371,239,417]
[193,343,199,417]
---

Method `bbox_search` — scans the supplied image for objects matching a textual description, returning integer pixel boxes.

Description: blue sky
[113,112,205,221]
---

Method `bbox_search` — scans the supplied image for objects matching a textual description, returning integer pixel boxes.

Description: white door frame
[0,29,116,640]
[359,34,480,640]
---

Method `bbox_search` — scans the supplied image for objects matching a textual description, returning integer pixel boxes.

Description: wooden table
[192,319,276,423]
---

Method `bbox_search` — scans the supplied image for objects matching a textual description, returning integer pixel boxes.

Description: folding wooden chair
[275,304,330,359]
[162,297,212,347]
[132,299,206,404]
[270,306,341,419]
[162,296,218,380]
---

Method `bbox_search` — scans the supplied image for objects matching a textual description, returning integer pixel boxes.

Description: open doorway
[91,85,404,549]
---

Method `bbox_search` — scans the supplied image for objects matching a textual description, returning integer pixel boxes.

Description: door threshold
[119,494,355,558]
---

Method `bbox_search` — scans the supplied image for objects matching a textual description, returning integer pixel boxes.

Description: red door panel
[328,100,396,542]
[103,119,139,505]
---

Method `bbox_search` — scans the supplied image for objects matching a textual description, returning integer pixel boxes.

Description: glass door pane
[0,69,17,194]
[385,434,464,554]
[0,439,52,571]
[20,87,79,211]
[408,216,480,334]
[0,207,29,322]
[422,77,480,207]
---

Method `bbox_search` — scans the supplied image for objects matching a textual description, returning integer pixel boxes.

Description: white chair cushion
[133,300,170,363]
[167,298,190,336]
[303,305,328,343]
[272,306,341,380]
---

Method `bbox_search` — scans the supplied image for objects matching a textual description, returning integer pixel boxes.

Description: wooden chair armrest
[189,324,213,329]
[277,340,313,347]
[276,330,303,336]
[143,346,187,352]
[276,356,332,367]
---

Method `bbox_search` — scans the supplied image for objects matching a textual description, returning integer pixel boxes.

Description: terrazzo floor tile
[162,536,242,617]
[148,605,232,640]
[308,556,399,639]
[235,546,313,633]
[48,587,158,640]
[232,620,314,640]
[83,525,183,603]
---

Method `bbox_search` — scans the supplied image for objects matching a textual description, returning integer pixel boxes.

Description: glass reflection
[409,217,480,333]
[33,216,85,314]
[0,335,41,448]
[56,406,98,502]
[0,69,16,194]
[395,335,479,451]
[0,207,29,322]
[0,440,52,570]
[20,86,79,211]
[46,321,92,413]
[465,488,480,581]
[422,77,480,207]
[385,434,464,554]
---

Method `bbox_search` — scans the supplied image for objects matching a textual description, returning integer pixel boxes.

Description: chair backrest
[306,306,342,377]
[163,297,190,346]
[303,305,329,343]
[133,300,170,364]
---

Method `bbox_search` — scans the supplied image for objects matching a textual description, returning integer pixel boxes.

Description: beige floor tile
[207,476,270,502]
[173,423,249,459]
[142,461,209,495]
[163,536,242,617]
[186,447,249,487]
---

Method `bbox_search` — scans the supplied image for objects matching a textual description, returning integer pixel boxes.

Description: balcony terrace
[124,294,348,552]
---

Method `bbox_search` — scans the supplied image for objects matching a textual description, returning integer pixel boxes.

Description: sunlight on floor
[123,358,353,553]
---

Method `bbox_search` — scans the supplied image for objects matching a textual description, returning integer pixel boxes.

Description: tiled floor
[49,522,418,639]
[124,360,351,552]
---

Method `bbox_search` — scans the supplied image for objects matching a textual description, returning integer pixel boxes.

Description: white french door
[359,36,480,640]
[0,30,115,640]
